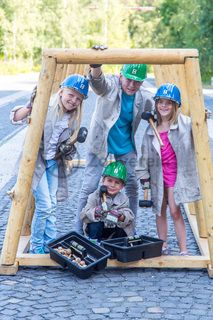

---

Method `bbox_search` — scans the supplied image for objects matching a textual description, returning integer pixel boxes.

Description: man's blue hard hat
[60,74,89,99]
[154,83,181,107]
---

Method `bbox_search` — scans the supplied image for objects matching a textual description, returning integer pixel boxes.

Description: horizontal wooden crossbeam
[43,48,199,65]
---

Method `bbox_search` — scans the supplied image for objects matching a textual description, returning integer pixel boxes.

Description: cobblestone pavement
[0,88,213,320]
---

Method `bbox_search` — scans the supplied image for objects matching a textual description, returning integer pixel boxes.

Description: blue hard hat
[60,74,89,99]
[154,83,181,106]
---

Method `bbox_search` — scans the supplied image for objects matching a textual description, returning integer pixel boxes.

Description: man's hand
[141,111,156,122]
[90,45,108,68]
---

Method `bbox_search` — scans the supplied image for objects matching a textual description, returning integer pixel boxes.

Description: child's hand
[140,178,150,190]
[94,206,103,219]
[59,143,76,160]
[110,210,125,222]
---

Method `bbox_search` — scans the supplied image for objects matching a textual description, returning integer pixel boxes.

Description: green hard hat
[103,161,127,183]
[121,64,147,82]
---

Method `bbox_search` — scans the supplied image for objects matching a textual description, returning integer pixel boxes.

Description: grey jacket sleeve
[137,131,151,180]
[80,191,100,223]
[88,72,117,97]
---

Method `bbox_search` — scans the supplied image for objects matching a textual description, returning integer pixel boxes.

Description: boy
[80,161,134,241]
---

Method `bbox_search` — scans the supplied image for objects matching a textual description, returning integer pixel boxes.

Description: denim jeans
[30,159,58,253]
[87,222,127,241]
[76,151,138,233]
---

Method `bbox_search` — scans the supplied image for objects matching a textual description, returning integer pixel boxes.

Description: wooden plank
[188,202,196,215]
[0,57,57,266]
[107,256,208,269]
[15,253,208,269]
[192,201,207,237]
[43,48,198,65]
[184,204,209,256]
[16,254,59,267]
[17,236,30,254]
[0,262,19,275]
[185,58,213,266]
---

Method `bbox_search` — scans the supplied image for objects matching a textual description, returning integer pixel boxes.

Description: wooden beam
[17,254,59,267]
[51,63,64,94]
[14,253,208,269]
[0,57,57,266]
[184,205,209,256]
[43,48,198,65]
[21,192,34,236]
[185,58,213,266]
[0,262,19,275]
[107,255,208,269]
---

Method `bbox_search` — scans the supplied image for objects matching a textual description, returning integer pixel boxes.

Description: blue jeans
[76,151,138,233]
[87,222,127,241]
[30,160,58,253]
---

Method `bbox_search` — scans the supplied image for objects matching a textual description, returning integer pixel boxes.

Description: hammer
[99,185,108,211]
[55,126,88,159]
[141,112,164,148]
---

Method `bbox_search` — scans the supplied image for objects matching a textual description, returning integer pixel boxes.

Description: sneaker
[179,251,189,256]
[29,247,45,254]
[161,247,170,255]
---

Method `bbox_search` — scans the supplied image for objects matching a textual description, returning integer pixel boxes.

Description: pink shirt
[159,131,177,188]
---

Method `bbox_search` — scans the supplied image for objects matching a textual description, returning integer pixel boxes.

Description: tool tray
[48,231,111,279]
[101,235,163,262]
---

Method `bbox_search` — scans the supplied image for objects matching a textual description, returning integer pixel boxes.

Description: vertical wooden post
[51,64,64,95]
[193,201,207,238]
[1,56,57,266]
[21,192,35,236]
[185,58,213,265]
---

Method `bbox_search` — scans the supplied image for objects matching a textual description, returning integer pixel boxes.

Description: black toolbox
[101,235,163,262]
[48,231,111,279]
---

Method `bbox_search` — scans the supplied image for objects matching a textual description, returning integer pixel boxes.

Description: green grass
[0,60,40,75]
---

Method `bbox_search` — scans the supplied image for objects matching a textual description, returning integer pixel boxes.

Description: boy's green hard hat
[120,64,147,82]
[103,161,127,183]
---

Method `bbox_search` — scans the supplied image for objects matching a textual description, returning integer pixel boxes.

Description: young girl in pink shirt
[139,83,201,255]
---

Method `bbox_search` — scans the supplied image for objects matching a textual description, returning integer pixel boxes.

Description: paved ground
[0,76,213,319]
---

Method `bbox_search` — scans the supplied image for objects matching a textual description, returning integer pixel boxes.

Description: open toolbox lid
[47,231,111,279]
[101,234,163,263]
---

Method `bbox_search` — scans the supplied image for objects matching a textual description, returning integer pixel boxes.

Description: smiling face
[120,75,142,96]
[102,176,124,196]
[156,98,175,121]
[60,87,84,112]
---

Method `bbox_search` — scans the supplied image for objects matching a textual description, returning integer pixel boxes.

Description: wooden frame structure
[0,48,213,276]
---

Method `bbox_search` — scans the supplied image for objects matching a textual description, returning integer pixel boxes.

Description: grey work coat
[80,189,135,236]
[137,113,201,215]
[10,103,74,202]
[87,72,154,159]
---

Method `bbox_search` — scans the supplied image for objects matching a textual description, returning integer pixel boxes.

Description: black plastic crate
[47,231,111,279]
[101,235,163,262]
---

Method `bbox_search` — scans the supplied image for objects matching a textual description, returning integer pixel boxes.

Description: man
[76,60,154,233]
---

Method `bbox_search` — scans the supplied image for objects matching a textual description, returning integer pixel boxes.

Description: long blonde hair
[155,100,180,126]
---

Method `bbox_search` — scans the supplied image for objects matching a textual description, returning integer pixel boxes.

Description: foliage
[152,0,213,82]
[0,0,212,81]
